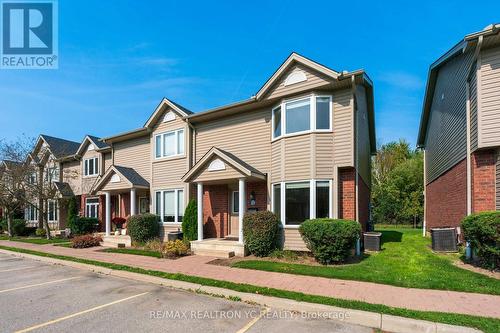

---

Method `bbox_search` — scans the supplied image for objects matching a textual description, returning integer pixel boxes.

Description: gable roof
[182,147,266,182]
[417,23,500,147]
[75,135,110,156]
[92,165,149,192]
[144,98,193,129]
[255,52,340,100]
[30,135,80,162]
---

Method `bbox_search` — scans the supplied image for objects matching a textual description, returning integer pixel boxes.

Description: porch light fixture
[250,191,256,206]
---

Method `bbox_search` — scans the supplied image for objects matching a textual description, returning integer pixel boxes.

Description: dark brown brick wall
[426,158,467,229]
[472,150,497,212]
[246,181,268,212]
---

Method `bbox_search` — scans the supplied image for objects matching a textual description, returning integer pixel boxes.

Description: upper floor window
[45,166,59,182]
[84,157,99,177]
[155,129,184,159]
[272,95,332,139]
[28,171,37,184]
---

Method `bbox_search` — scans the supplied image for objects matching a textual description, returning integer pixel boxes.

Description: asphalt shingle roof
[40,135,80,159]
[114,165,149,187]
[87,135,110,150]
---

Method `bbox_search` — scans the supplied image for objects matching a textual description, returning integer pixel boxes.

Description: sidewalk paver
[1,240,499,319]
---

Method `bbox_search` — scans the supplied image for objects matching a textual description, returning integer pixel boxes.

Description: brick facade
[425,159,467,230]
[471,150,497,212]
[202,184,229,238]
[338,167,356,220]
[246,181,268,212]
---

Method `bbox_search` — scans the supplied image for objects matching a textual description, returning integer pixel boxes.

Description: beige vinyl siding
[151,109,189,189]
[264,64,331,100]
[478,46,500,148]
[271,140,282,182]
[195,108,271,173]
[333,89,354,166]
[355,85,371,185]
[81,148,100,194]
[425,50,474,184]
[62,160,81,195]
[104,152,112,173]
[283,229,308,251]
[470,66,478,151]
[101,172,131,191]
[315,133,334,178]
[497,150,500,211]
[113,135,151,182]
[283,134,311,180]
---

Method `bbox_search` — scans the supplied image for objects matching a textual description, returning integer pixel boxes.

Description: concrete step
[100,235,131,248]
[192,248,235,258]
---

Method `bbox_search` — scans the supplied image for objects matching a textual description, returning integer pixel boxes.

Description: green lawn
[232,228,500,295]
[0,245,498,333]
[7,237,70,245]
[101,248,162,258]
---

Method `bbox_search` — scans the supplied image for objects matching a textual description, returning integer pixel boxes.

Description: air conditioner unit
[430,228,458,252]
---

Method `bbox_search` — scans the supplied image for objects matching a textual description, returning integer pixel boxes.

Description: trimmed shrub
[161,239,189,258]
[10,219,27,236]
[71,234,102,248]
[0,219,6,233]
[461,212,500,269]
[35,228,47,237]
[127,214,160,243]
[299,219,360,265]
[243,211,281,257]
[182,199,197,241]
[69,217,99,235]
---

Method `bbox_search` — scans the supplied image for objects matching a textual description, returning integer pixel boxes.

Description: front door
[229,186,239,237]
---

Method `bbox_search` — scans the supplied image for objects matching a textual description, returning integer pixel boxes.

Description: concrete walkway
[1,240,499,319]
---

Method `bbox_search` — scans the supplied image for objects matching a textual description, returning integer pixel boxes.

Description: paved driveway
[0,253,373,333]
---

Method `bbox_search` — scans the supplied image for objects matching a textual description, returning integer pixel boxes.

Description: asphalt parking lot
[0,253,373,333]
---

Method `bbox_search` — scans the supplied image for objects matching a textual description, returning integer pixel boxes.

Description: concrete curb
[0,249,483,333]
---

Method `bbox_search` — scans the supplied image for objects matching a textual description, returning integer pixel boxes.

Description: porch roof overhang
[53,181,74,198]
[182,147,266,183]
[92,165,149,194]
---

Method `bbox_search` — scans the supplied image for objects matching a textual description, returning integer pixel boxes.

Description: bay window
[155,189,184,223]
[272,95,332,139]
[155,129,185,159]
[272,180,332,226]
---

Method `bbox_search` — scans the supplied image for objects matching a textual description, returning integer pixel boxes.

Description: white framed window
[272,94,332,139]
[25,205,38,221]
[154,129,185,159]
[47,200,58,222]
[85,197,99,219]
[231,191,239,213]
[45,166,59,183]
[28,171,37,184]
[84,157,99,177]
[272,179,332,227]
[155,189,184,223]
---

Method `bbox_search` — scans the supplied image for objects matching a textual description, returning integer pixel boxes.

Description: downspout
[466,36,483,217]
[423,149,427,236]
[351,75,359,223]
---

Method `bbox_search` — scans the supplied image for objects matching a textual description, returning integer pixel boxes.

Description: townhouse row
[22,53,376,252]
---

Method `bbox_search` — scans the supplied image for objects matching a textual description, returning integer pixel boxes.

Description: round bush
[127,213,160,243]
[35,228,46,237]
[69,217,99,235]
[10,219,27,236]
[461,212,500,269]
[243,211,281,257]
[182,200,198,241]
[299,219,360,264]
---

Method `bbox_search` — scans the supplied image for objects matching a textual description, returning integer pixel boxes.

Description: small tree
[67,196,78,232]
[182,199,197,241]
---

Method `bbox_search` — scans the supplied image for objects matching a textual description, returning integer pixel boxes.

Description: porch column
[105,192,111,236]
[130,188,136,216]
[238,178,246,244]
[197,183,203,241]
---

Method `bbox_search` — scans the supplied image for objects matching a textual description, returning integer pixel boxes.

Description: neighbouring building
[418,24,500,236]
[91,53,376,256]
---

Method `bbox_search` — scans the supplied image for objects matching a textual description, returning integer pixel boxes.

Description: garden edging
[0,248,481,333]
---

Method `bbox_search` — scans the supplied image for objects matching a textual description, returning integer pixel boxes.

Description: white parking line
[0,277,79,294]
[15,292,150,333]
[0,266,37,273]
[236,307,270,333]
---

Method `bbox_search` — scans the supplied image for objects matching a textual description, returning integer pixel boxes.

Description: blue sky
[1,0,500,147]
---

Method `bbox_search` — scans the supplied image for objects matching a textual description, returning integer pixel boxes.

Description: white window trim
[85,197,99,219]
[271,94,333,141]
[47,200,58,222]
[83,157,99,177]
[155,188,184,224]
[154,128,185,160]
[271,179,333,228]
